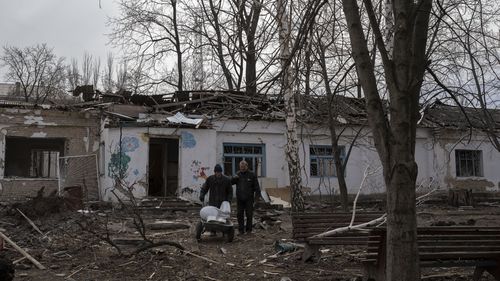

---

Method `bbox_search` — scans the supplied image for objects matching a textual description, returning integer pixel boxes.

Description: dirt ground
[0,196,499,281]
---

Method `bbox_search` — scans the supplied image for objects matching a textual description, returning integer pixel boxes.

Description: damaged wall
[0,107,100,200]
[100,125,216,202]
[215,120,395,196]
[429,128,500,191]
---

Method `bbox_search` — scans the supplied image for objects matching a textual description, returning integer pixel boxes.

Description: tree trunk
[172,0,183,92]
[208,0,234,90]
[245,38,257,95]
[277,0,304,212]
[342,0,432,279]
[317,39,350,211]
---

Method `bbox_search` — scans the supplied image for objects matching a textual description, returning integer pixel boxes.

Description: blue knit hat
[214,164,223,173]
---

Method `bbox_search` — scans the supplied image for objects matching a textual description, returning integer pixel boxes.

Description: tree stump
[448,189,475,207]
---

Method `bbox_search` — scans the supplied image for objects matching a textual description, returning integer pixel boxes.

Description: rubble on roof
[419,100,500,130]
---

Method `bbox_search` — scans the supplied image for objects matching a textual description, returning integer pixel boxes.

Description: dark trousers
[237,199,254,233]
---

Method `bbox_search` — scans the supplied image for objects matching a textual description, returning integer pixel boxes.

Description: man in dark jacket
[231,160,260,235]
[199,164,233,208]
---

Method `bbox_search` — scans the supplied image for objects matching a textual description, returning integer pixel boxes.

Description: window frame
[222,143,265,177]
[455,149,483,177]
[4,136,65,179]
[309,145,345,178]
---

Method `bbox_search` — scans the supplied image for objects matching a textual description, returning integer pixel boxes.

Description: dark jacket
[231,170,260,201]
[200,174,233,208]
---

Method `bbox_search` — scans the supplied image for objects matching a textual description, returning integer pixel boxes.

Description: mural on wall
[181,131,196,148]
[179,159,210,201]
[190,160,209,182]
[107,136,140,178]
[105,136,145,200]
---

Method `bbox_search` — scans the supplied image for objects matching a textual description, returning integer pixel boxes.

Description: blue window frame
[310,145,345,177]
[223,143,265,177]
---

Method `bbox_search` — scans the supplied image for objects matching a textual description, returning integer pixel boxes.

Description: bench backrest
[292,212,385,241]
[366,226,500,263]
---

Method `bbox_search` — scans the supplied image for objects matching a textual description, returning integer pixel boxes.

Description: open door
[148,138,179,197]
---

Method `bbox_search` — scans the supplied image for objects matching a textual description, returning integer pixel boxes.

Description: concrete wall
[100,126,216,201]
[0,108,100,200]
[214,120,388,196]
[427,129,500,191]
[99,119,500,202]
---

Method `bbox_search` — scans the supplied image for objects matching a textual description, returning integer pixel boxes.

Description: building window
[455,150,483,177]
[310,145,344,177]
[223,143,265,177]
[4,137,65,178]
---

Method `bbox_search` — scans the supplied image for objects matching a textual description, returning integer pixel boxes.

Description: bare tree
[81,52,94,86]
[341,0,432,280]
[92,57,101,90]
[67,58,80,91]
[425,0,500,151]
[102,52,114,93]
[116,60,128,91]
[109,0,184,92]
[1,44,67,103]
[277,0,304,212]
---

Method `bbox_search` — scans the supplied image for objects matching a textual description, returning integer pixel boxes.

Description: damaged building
[0,91,499,202]
[0,100,101,200]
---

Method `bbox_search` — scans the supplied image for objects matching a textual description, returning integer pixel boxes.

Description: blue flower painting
[181,131,196,148]
[121,136,139,152]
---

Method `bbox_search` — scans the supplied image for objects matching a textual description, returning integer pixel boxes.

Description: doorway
[148,138,179,197]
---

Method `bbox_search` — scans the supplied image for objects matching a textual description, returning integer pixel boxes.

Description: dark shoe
[237,231,245,236]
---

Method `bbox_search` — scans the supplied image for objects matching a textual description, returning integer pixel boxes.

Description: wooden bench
[292,212,385,260]
[363,226,500,281]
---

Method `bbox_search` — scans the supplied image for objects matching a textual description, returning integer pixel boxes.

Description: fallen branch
[132,240,185,255]
[183,250,219,264]
[313,178,437,239]
[311,215,387,238]
[17,208,49,240]
[0,230,46,270]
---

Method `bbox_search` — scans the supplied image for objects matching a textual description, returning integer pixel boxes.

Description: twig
[132,240,185,255]
[16,208,49,240]
[66,266,85,279]
[0,220,15,226]
[350,165,381,227]
[183,250,219,264]
[350,166,370,227]
[203,276,221,281]
[0,230,46,270]
[13,256,27,264]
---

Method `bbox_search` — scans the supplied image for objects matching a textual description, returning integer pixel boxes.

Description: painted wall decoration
[121,136,139,152]
[190,160,209,182]
[181,131,196,148]
[107,136,139,178]
[108,151,131,178]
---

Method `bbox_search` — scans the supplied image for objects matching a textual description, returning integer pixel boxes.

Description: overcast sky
[0,0,120,80]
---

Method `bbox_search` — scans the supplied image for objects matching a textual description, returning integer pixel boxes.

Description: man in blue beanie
[199,164,233,209]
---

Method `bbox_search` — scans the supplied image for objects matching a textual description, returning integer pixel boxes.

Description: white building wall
[214,120,388,196]
[428,130,500,191]
[99,119,500,202]
[100,126,216,201]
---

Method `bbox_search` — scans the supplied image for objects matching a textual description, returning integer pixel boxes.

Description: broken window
[4,137,65,178]
[223,143,265,177]
[310,145,345,177]
[455,150,483,177]
[30,150,59,178]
